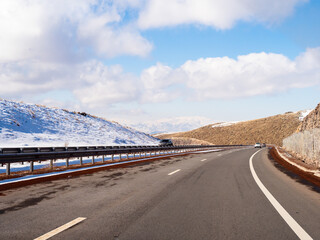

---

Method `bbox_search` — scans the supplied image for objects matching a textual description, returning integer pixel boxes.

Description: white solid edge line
[34,217,86,240]
[249,149,313,240]
[168,169,181,175]
[201,159,207,162]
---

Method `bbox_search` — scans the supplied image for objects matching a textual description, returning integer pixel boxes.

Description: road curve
[0,148,319,240]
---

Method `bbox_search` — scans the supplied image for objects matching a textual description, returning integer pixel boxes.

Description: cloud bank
[1,0,317,115]
[146,47,320,101]
[0,0,152,62]
[137,0,307,29]
[2,48,320,108]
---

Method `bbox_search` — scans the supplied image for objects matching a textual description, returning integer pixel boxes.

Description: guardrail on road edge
[0,144,245,175]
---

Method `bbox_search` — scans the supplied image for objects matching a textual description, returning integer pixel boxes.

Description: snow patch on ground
[299,109,312,121]
[211,121,240,128]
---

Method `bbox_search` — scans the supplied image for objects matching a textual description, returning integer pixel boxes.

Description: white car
[254,143,262,148]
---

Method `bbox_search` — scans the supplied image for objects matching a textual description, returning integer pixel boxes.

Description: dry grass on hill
[158,112,301,146]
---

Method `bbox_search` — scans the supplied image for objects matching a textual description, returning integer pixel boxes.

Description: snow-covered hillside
[0,99,159,147]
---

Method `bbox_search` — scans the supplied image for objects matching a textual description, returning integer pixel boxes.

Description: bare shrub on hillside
[283,128,320,166]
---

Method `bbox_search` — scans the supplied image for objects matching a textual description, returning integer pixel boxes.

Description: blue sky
[1,0,320,129]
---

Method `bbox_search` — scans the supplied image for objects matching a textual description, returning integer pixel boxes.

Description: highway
[0,148,319,240]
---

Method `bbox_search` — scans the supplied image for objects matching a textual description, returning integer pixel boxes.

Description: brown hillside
[159,112,301,146]
[298,103,320,131]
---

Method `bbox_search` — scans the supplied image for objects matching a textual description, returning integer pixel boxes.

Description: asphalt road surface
[0,148,320,240]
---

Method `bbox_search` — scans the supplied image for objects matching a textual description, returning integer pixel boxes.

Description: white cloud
[143,47,320,100]
[0,60,139,108]
[0,60,73,96]
[138,0,307,29]
[2,47,320,110]
[140,63,180,103]
[73,61,140,108]
[0,0,152,62]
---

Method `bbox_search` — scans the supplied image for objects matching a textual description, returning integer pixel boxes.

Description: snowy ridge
[211,121,240,128]
[0,99,159,147]
[130,116,213,134]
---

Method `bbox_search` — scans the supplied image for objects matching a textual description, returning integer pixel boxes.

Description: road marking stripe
[168,169,181,175]
[201,159,207,162]
[249,150,313,240]
[34,217,86,240]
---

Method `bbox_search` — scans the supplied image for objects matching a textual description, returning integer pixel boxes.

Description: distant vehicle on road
[159,139,173,146]
[254,143,262,148]
[262,143,266,147]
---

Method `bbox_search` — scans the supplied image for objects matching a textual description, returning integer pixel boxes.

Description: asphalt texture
[0,147,320,240]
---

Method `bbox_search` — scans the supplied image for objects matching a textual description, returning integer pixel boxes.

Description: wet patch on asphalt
[0,191,56,214]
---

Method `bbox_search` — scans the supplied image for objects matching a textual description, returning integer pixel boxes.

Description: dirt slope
[159,112,301,146]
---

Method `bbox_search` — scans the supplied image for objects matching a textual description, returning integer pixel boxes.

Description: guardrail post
[120,154,122,160]
[30,161,34,172]
[102,155,105,162]
[112,154,114,161]
[92,156,95,164]
[50,159,53,169]
[66,159,69,167]
[139,152,141,158]
[80,157,83,165]
[126,153,129,159]
[6,163,10,175]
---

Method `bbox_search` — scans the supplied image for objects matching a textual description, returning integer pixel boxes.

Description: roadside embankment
[270,146,320,188]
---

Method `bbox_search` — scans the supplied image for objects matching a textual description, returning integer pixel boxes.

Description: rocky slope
[298,103,320,131]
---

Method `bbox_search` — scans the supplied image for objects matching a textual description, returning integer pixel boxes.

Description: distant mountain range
[0,99,159,147]
[129,116,213,135]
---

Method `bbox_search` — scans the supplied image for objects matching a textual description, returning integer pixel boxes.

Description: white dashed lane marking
[34,217,86,240]
[168,169,181,175]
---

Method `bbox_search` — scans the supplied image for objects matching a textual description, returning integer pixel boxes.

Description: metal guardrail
[0,144,244,175]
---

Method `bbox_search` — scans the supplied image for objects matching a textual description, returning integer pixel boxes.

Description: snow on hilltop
[0,99,159,147]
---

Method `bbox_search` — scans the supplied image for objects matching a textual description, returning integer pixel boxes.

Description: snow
[0,99,159,147]
[211,121,240,128]
[129,116,213,134]
[299,109,312,121]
